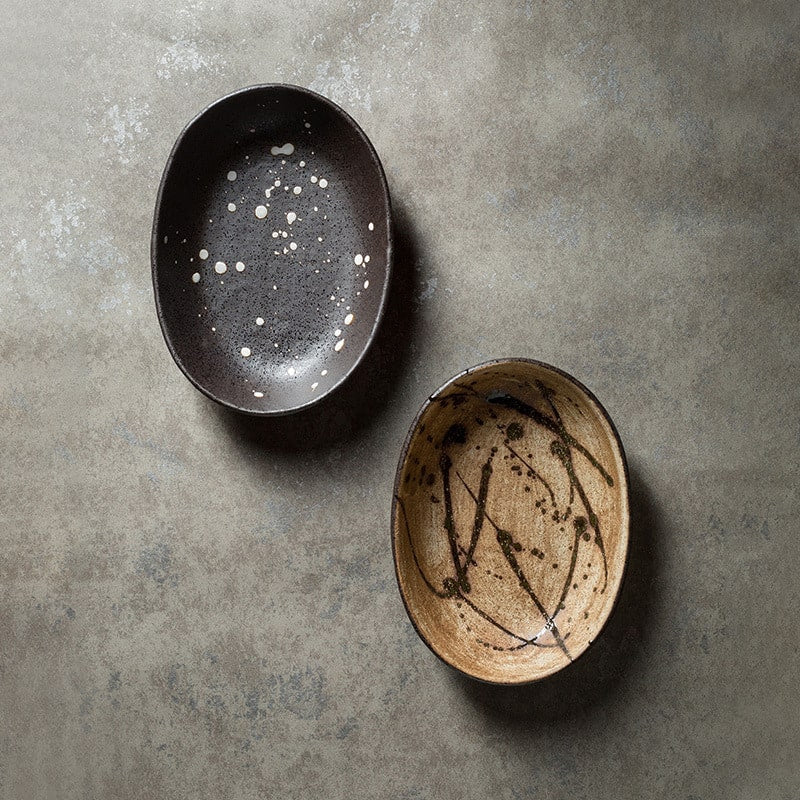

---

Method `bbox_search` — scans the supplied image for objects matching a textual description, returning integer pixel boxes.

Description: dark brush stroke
[464,455,493,570]
[494,529,573,662]
[399,493,554,651]
[503,441,556,507]
[536,380,576,505]
[396,495,450,599]
[538,380,605,590]
[552,516,586,617]
[439,453,469,593]
[550,441,608,591]
[537,379,563,424]
[456,590,559,650]
[491,387,611,591]
[487,392,614,487]
[456,471,572,662]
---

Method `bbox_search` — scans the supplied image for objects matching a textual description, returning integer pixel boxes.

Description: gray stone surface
[2,0,798,797]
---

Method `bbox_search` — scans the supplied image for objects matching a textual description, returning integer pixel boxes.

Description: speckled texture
[153,84,392,415]
[1,1,798,798]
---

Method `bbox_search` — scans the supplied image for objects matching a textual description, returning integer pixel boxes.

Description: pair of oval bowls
[152,85,630,685]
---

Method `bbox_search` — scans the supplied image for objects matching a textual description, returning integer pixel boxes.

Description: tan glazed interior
[393,360,630,684]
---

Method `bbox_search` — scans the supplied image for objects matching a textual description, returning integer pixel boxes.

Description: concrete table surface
[2,1,798,798]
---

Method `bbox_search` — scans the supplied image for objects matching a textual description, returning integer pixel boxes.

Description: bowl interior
[393,360,629,683]
[153,85,391,414]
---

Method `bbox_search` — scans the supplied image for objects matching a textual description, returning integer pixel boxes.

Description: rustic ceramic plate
[152,84,392,415]
[392,359,629,684]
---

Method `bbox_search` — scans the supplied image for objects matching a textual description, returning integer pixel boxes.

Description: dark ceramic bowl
[392,359,629,684]
[152,85,392,415]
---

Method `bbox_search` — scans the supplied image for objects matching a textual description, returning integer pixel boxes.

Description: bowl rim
[151,83,393,417]
[391,357,631,685]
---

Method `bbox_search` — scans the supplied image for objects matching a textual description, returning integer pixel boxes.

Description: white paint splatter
[354,254,363,266]
[227,171,237,181]
[270,143,294,156]
[235,261,245,272]
[334,339,345,352]
[214,261,227,274]
[309,61,373,112]
[199,249,209,259]
[255,205,268,218]
[87,100,151,166]
[318,178,328,189]
[419,276,438,301]
[191,272,200,283]
[241,347,251,357]
[228,203,236,212]
[387,0,425,35]
[157,38,224,80]
[287,212,297,225]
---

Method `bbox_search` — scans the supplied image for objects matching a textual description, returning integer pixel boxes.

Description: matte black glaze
[152,85,392,415]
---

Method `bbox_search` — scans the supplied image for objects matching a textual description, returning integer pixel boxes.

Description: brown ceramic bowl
[392,359,629,684]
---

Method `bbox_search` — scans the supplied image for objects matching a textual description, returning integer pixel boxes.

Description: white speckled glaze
[152,84,392,415]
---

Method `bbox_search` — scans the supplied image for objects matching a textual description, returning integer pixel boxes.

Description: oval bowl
[392,359,629,684]
[152,84,392,415]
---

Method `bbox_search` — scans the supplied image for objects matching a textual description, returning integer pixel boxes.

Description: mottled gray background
[2,0,798,798]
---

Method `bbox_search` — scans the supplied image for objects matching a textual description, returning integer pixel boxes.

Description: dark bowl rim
[151,83,393,417]
[390,357,631,685]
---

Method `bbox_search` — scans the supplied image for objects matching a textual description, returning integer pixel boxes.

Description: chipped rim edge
[390,357,631,686]
[151,83,393,417]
